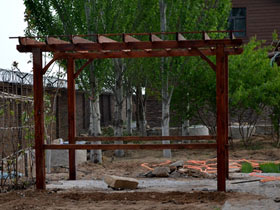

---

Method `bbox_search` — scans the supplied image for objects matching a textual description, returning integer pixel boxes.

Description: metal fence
[0,68,65,190]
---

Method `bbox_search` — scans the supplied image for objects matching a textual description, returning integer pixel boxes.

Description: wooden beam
[216,44,227,192]
[43,143,217,150]
[33,48,45,190]
[229,31,236,40]
[98,35,117,43]
[42,54,62,75]
[123,34,140,43]
[150,34,163,42]
[46,37,70,45]
[192,48,216,71]
[19,37,44,46]
[74,59,93,79]
[67,58,76,180]
[17,39,243,53]
[60,48,242,60]
[203,32,211,40]
[176,33,186,41]
[75,135,216,142]
[72,36,95,44]
[225,55,229,179]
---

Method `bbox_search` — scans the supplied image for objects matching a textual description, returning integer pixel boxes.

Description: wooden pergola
[14,31,243,192]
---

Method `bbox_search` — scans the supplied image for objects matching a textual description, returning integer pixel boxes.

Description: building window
[229,8,246,37]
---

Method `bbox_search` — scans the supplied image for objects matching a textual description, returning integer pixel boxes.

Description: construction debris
[104,175,138,190]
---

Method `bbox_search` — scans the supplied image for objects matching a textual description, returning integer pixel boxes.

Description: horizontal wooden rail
[17,39,242,53]
[43,143,217,150]
[75,135,216,142]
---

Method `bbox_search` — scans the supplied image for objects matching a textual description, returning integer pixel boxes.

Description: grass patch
[241,162,253,173]
[259,163,280,173]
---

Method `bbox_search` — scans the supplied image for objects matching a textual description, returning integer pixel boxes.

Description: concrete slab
[47,173,280,209]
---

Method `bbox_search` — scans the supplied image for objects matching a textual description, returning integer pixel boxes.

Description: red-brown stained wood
[67,58,76,180]
[176,33,186,41]
[44,143,217,150]
[33,48,46,190]
[55,48,242,60]
[19,37,44,46]
[46,37,70,45]
[123,34,140,43]
[216,44,227,192]
[17,38,242,53]
[232,0,280,43]
[150,34,163,42]
[75,135,216,142]
[72,36,95,44]
[225,55,229,179]
[98,35,117,43]
[74,59,93,79]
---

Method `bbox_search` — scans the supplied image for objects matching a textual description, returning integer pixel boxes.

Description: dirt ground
[0,135,280,209]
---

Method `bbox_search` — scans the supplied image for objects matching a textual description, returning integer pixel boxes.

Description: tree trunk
[135,86,147,136]
[89,64,102,163]
[126,92,133,135]
[84,1,102,163]
[113,59,124,157]
[160,0,172,158]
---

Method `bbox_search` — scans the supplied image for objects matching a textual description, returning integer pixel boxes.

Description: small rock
[169,171,186,178]
[169,160,184,171]
[143,171,155,178]
[152,167,170,177]
[274,197,280,203]
[104,175,138,190]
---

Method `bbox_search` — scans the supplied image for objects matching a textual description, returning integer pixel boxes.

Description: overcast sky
[0,1,34,72]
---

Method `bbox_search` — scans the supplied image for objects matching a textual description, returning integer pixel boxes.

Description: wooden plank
[67,58,76,180]
[75,135,216,142]
[33,48,45,190]
[46,37,70,45]
[17,39,243,53]
[216,44,227,192]
[43,143,217,150]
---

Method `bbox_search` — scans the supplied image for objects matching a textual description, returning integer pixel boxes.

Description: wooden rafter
[16,32,242,54]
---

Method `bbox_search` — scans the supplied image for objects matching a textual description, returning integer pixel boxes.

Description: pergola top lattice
[14,31,242,59]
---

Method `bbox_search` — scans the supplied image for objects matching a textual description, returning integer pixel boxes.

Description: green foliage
[259,163,280,173]
[241,162,253,173]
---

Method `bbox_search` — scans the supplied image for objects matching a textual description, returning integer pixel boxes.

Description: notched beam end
[98,35,117,44]
[150,34,162,42]
[46,37,70,45]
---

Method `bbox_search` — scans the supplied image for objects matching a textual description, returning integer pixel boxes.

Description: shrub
[241,162,254,173]
[259,163,280,173]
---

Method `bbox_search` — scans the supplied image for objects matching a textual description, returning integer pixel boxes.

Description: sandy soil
[0,135,279,209]
[0,188,261,210]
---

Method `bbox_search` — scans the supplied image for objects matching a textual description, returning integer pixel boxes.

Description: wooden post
[33,48,45,189]
[216,44,228,192]
[225,54,229,179]
[67,57,76,180]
